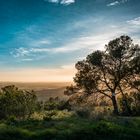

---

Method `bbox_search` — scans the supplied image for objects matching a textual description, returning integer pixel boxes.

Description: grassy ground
[0,116,140,140]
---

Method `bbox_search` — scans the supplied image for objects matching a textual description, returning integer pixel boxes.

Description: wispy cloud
[11,47,49,58]
[11,15,140,62]
[107,1,119,6]
[30,39,51,47]
[44,0,75,5]
[44,0,59,4]
[11,31,121,59]
[127,17,140,25]
[21,58,34,62]
[11,47,29,58]
[60,0,75,5]
[107,0,129,7]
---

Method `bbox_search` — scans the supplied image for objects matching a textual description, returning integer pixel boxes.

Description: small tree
[0,85,38,119]
[65,36,140,115]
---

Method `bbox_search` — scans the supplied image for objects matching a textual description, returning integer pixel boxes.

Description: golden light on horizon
[0,65,76,83]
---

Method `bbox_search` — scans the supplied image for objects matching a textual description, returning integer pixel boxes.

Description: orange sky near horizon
[0,65,76,83]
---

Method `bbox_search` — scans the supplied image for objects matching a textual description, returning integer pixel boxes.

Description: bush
[43,110,74,121]
[6,115,17,125]
[44,97,71,111]
[119,92,140,116]
[0,85,38,120]
[90,107,112,120]
[75,108,91,118]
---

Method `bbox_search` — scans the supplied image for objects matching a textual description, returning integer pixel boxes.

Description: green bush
[44,97,71,111]
[75,108,91,118]
[43,110,74,121]
[119,92,140,116]
[0,85,38,120]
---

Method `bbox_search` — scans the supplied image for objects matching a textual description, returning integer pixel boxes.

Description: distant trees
[65,36,140,115]
[0,85,38,119]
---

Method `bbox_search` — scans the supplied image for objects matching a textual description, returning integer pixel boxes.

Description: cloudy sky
[0,0,140,82]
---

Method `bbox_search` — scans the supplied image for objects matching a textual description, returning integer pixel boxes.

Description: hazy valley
[0,82,71,101]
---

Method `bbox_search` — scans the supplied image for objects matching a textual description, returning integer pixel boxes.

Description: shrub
[0,85,38,120]
[44,97,71,111]
[75,108,91,118]
[43,110,74,121]
[119,92,140,116]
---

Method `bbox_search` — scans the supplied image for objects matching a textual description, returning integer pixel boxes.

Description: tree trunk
[112,94,119,115]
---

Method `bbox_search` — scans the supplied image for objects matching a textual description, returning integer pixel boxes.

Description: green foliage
[0,85,38,120]
[131,92,140,115]
[75,108,91,118]
[44,97,71,111]
[0,117,140,140]
[0,123,31,140]
[119,92,140,116]
[30,110,75,121]
[43,110,74,121]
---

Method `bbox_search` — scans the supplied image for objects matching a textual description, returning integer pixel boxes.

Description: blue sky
[0,0,140,82]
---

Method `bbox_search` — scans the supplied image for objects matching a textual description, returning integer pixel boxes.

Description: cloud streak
[127,17,140,25]
[44,0,75,5]
[11,15,140,63]
[107,0,129,7]
[11,24,139,59]
[107,1,119,6]
[11,32,121,60]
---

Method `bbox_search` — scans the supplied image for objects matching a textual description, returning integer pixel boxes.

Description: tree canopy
[65,35,140,115]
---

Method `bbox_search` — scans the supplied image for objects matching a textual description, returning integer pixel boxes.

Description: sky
[0,0,140,82]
